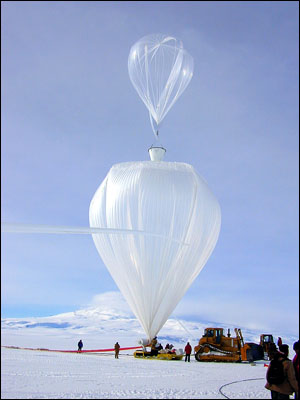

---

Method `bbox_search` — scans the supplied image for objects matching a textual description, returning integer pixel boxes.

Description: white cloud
[173,295,299,336]
[87,291,133,316]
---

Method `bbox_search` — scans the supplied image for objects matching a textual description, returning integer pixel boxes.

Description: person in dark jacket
[265,344,298,399]
[150,337,158,356]
[78,340,83,352]
[293,341,299,398]
[184,342,192,362]
[114,342,120,359]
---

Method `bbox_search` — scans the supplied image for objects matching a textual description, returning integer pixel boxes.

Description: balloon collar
[148,145,166,161]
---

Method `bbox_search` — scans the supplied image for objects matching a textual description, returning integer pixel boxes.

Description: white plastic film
[128,34,194,136]
[89,161,221,340]
[1,223,183,242]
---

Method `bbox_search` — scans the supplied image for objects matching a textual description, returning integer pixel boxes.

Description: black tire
[246,348,254,362]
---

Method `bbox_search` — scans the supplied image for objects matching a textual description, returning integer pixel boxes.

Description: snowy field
[2,347,270,399]
[2,299,298,399]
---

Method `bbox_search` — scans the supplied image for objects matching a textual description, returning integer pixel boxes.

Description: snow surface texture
[2,347,269,399]
[2,302,298,399]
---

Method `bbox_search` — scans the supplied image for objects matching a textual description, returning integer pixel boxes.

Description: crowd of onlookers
[265,339,299,399]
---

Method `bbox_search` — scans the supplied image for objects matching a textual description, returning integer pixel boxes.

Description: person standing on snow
[114,342,120,359]
[78,340,83,352]
[184,342,192,362]
[293,341,299,395]
[150,336,158,356]
[265,344,298,399]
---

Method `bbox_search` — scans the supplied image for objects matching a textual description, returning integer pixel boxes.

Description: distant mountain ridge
[2,302,298,352]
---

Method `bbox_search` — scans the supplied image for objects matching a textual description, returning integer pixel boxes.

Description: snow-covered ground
[2,347,270,399]
[2,301,298,399]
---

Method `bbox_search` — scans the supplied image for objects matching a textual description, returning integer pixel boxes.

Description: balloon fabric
[89,161,221,340]
[128,34,194,137]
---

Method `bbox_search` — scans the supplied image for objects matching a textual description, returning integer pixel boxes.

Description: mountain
[2,297,298,353]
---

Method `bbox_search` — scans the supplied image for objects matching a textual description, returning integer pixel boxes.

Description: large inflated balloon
[89,161,221,340]
[128,34,194,136]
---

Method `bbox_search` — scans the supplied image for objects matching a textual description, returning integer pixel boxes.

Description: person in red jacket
[184,342,192,362]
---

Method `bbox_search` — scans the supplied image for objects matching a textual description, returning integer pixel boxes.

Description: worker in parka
[150,336,158,356]
[265,344,298,399]
[184,342,192,362]
[114,342,120,359]
[78,339,83,352]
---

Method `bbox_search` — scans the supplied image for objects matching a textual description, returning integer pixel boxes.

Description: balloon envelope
[128,34,194,135]
[89,161,221,340]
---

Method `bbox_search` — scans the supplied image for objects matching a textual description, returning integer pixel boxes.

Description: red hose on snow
[2,345,143,353]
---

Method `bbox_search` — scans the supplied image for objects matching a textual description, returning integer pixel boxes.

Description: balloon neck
[148,145,166,161]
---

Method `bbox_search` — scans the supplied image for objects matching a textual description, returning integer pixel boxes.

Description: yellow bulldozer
[194,327,276,362]
[259,333,277,359]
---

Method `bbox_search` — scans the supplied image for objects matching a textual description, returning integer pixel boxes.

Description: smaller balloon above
[128,34,194,138]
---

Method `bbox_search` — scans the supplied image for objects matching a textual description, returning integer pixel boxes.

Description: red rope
[53,346,143,353]
[4,345,143,353]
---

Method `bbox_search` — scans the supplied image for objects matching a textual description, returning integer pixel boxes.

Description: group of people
[78,338,196,363]
[149,337,184,357]
[148,337,192,361]
[77,336,299,398]
[265,340,299,399]
[150,340,176,354]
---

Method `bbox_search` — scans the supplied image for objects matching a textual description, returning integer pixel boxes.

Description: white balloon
[89,161,221,340]
[128,34,194,136]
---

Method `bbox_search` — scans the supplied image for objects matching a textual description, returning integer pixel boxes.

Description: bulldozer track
[198,343,238,356]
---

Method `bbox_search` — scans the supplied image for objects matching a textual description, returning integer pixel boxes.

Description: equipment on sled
[134,338,184,360]
[133,349,184,360]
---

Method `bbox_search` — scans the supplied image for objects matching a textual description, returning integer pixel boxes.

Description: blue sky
[2,1,299,335]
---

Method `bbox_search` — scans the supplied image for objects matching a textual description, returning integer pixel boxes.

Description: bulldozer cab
[260,334,276,358]
[202,328,223,344]
[260,334,274,344]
